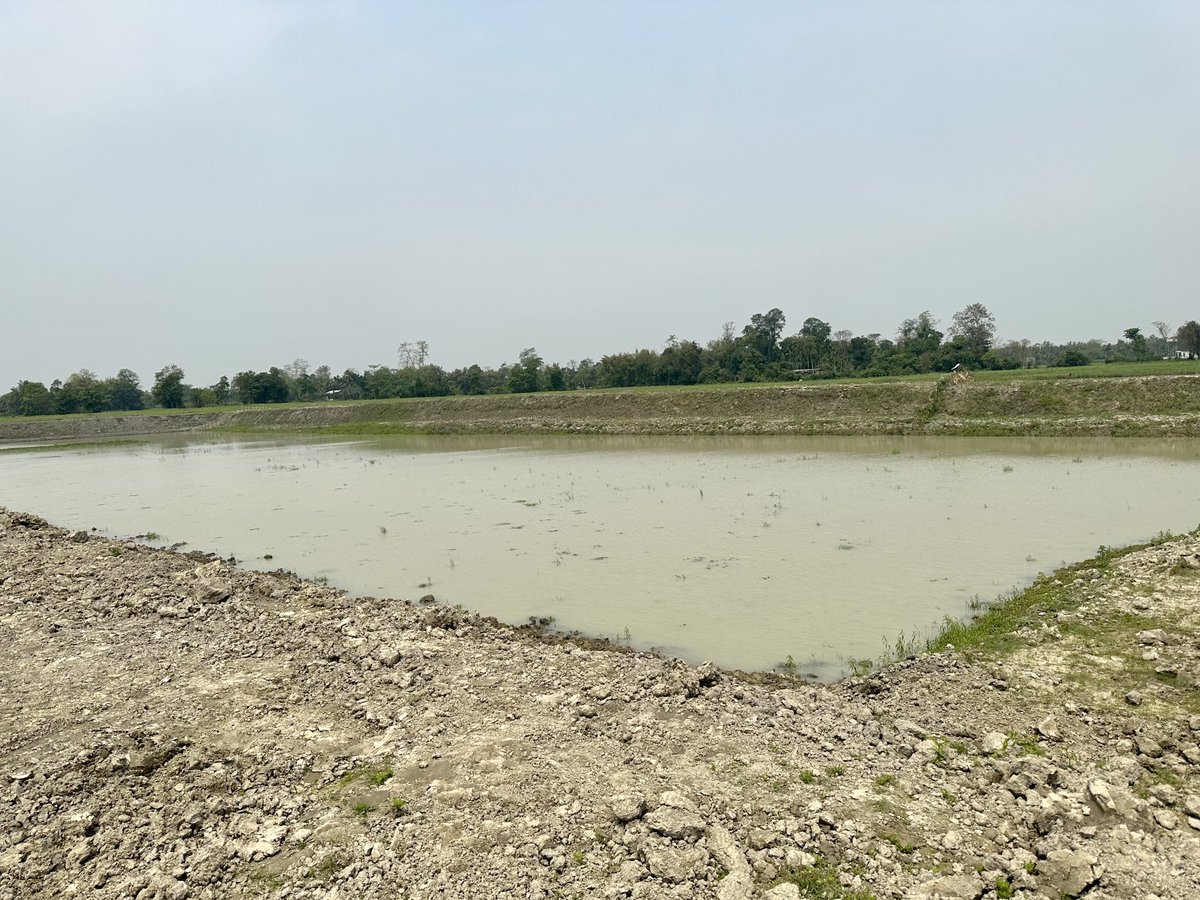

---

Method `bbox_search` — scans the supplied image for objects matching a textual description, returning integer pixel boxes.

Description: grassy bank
[910,527,1200,720]
[2,369,1200,442]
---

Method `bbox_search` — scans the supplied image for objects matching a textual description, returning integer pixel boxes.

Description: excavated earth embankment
[2,374,1200,442]
[1,509,1199,900]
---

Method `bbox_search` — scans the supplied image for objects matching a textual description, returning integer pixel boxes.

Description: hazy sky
[3,2,1198,388]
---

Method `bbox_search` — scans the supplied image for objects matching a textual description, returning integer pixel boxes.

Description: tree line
[3,308,1199,417]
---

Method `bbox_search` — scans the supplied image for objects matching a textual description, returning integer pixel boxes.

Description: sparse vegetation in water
[143,531,161,541]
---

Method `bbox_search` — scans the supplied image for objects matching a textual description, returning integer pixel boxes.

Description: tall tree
[1177,321,1200,359]
[949,304,997,357]
[1153,320,1173,355]
[1123,327,1149,361]
[507,348,544,393]
[57,369,107,414]
[741,308,786,362]
[105,369,145,411]
[151,365,186,409]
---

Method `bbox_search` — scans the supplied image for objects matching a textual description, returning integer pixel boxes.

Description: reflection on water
[2,434,1198,677]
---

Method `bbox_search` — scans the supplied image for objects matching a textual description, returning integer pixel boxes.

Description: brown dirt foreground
[1,509,1198,900]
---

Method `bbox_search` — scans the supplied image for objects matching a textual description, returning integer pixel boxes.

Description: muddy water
[2,434,1198,676]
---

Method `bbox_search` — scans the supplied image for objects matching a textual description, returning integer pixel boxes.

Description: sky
[2,1,1198,388]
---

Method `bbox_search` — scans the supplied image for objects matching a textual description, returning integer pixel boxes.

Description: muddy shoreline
[1,509,1198,899]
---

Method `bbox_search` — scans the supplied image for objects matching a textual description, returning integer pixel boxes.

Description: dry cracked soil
[1,507,1199,900]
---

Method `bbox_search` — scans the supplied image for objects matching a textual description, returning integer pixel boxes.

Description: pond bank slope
[3,374,1200,441]
[1,508,1198,899]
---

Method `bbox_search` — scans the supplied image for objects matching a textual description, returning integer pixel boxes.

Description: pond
[2,433,1197,677]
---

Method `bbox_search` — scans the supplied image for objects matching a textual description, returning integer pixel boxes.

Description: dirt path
[1,508,1197,899]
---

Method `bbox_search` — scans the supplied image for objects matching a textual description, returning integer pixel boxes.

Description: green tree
[1054,349,1090,367]
[232,368,290,404]
[1176,321,1200,358]
[1,380,56,416]
[212,376,232,405]
[1123,327,1149,361]
[104,369,145,411]
[57,369,107,414]
[741,308,786,362]
[151,365,186,408]
[507,348,543,393]
[949,303,996,359]
[894,311,943,372]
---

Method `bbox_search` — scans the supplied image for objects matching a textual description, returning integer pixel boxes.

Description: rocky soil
[1,507,1198,900]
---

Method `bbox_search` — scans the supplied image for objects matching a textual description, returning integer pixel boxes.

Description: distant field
[2,362,1199,439]
[2,359,1198,425]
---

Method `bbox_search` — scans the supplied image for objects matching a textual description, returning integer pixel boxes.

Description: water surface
[2,434,1197,677]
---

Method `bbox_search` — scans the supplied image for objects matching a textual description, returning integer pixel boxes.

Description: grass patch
[773,856,877,900]
[883,833,916,854]
[334,764,393,790]
[928,530,1188,658]
[872,773,897,791]
[366,767,393,786]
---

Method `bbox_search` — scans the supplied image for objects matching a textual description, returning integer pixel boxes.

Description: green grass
[928,530,1187,658]
[773,856,877,900]
[333,764,393,790]
[366,767,393,786]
